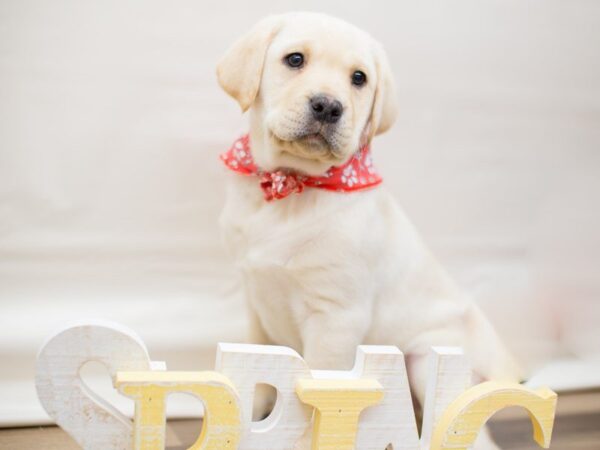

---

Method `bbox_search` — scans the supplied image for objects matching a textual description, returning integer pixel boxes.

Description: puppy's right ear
[217,16,283,112]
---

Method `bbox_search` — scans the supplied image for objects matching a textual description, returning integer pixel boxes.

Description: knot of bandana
[260,170,305,201]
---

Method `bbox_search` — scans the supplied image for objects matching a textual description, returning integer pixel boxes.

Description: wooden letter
[420,347,472,449]
[116,371,242,450]
[296,378,383,450]
[215,343,312,450]
[430,381,558,450]
[35,320,163,450]
[345,346,420,450]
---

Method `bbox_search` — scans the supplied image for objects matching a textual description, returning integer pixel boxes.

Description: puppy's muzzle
[310,94,343,124]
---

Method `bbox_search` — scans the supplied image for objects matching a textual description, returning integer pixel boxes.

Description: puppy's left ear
[368,42,399,137]
[216,15,283,112]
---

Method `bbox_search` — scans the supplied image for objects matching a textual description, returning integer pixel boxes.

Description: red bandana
[220,134,383,201]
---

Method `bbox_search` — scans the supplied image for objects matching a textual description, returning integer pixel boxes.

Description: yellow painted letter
[430,381,557,450]
[296,379,383,450]
[116,371,242,450]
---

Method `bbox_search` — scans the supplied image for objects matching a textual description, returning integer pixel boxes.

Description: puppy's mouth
[298,132,329,147]
[270,128,342,160]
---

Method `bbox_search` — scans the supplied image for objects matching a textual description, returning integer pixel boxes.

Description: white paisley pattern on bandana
[220,134,383,201]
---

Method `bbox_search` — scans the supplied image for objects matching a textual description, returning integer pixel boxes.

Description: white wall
[1,0,599,425]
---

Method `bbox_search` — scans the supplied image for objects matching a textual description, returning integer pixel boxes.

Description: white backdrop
[1,0,599,426]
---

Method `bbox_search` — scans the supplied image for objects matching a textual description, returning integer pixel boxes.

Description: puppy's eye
[284,52,304,68]
[351,70,367,86]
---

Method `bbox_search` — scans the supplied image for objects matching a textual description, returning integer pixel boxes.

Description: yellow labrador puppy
[217,12,519,448]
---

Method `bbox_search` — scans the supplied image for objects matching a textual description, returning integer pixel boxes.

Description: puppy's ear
[368,42,399,137]
[216,16,283,112]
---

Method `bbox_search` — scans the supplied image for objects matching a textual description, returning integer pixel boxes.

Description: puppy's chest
[221,177,342,263]
[221,196,319,269]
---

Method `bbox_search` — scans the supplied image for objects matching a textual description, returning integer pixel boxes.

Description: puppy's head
[217,12,398,175]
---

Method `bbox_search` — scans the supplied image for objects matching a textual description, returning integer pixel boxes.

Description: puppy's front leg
[247,305,271,345]
[301,307,370,370]
[295,307,370,450]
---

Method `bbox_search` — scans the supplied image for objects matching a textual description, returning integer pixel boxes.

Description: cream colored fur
[217,12,520,449]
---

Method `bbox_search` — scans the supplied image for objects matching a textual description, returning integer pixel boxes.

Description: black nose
[310,94,343,124]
